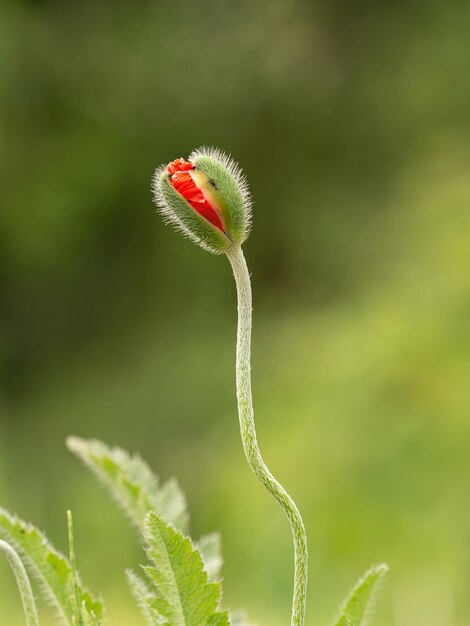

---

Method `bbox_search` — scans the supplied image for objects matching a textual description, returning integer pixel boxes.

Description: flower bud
[152,147,252,254]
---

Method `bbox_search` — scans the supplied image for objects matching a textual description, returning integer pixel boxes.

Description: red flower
[167,159,224,232]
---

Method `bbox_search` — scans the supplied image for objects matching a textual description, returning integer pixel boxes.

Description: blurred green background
[0,0,469,625]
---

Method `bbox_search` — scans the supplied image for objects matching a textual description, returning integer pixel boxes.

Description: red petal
[168,163,224,232]
[167,158,193,176]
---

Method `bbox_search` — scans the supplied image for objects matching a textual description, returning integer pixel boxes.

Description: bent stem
[226,245,308,626]
[0,540,40,626]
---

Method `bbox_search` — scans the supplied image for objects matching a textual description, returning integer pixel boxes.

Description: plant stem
[0,540,40,626]
[226,245,308,626]
[67,510,84,626]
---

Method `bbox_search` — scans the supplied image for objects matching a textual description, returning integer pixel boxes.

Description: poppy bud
[152,147,252,254]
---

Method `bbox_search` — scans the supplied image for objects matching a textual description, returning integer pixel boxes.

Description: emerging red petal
[167,158,193,176]
[166,159,224,232]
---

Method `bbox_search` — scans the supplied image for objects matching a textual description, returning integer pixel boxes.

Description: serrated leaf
[208,614,231,626]
[0,507,103,626]
[67,436,188,533]
[141,512,229,626]
[333,564,388,626]
[127,569,166,625]
[196,533,223,582]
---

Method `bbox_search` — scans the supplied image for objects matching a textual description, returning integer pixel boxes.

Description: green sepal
[191,154,247,246]
[160,173,230,254]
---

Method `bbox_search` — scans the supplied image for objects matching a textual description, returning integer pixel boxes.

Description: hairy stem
[67,511,83,626]
[226,245,308,626]
[0,540,40,626]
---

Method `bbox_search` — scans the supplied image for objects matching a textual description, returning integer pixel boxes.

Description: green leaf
[67,436,188,533]
[0,540,40,626]
[333,564,388,626]
[127,569,165,626]
[0,507,103,626]
[196,533,223,582]
[208,615,231,626]
[135,511,229,626]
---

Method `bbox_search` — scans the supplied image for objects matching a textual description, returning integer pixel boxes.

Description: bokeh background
[1,1,469,625]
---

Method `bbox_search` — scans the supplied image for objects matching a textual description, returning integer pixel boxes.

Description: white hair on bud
[189,146,253,235]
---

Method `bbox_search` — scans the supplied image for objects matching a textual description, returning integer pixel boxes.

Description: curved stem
[226,245,308,626]
[0,540,40,626]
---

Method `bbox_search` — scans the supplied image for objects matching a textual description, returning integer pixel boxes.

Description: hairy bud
[152,147,252,253]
